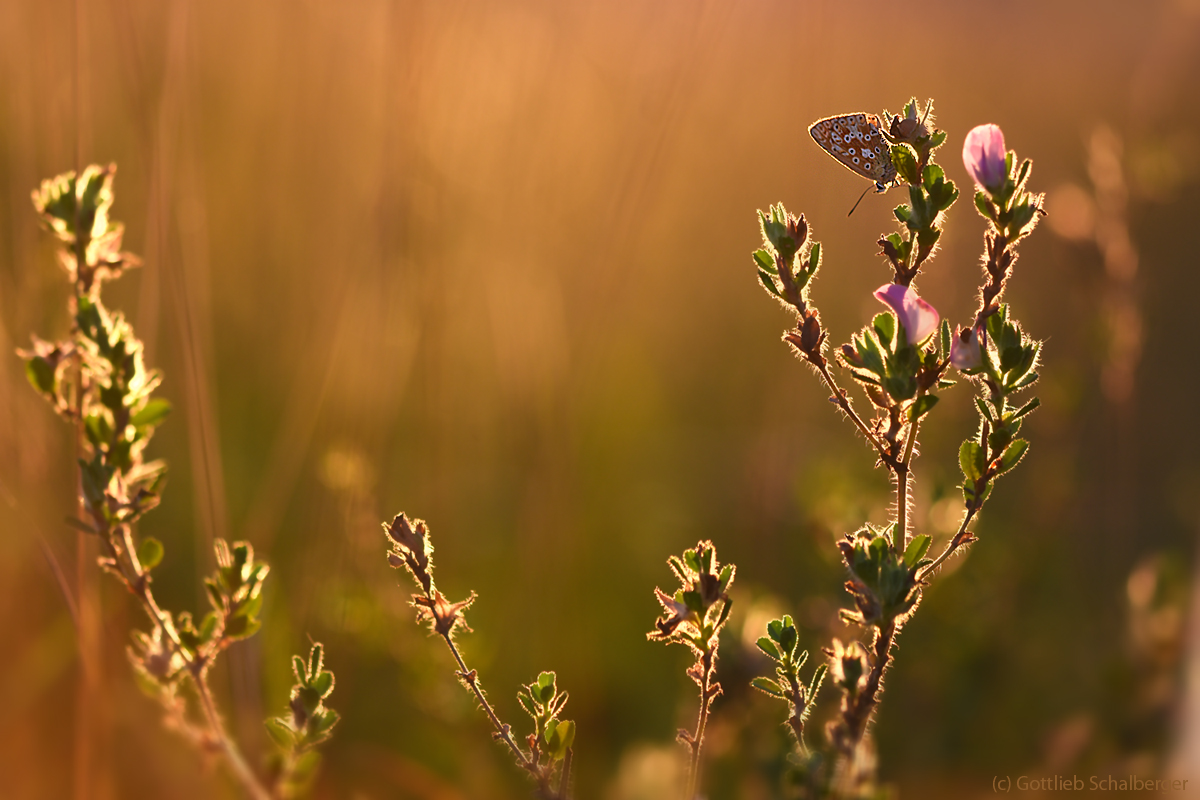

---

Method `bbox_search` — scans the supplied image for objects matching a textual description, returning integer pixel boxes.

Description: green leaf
[311,708,340,735]
[536,671,556,704]
[904,534,932,568]
[959,441,982,481]
[1012,397,1041,419]
[718,563,734,592]
[808,242,820,271]
[908,395,939,422]
[997,439,1029,474]
[547,719,575,760]
[777,623,798,659]
[199,611,219,642]
[265,717,296,749]
[752,249,775,273]
[517,690,537,718]
[873,313,895,348]
[766,618,784,642]
[307,644,324,681]
[223,615,262,641]
[131,398,172,428]
[757,270,781,297]
[311,670,335,699]
[806,664,828,709]
[24,356,57,396]
[137,537,164,570]
[890,143,920,184]
[750,677,786,699]
[974,190,991,219]
[929,130,947,149]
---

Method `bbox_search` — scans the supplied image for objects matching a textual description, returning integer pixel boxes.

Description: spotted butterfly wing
[809,113,898,192]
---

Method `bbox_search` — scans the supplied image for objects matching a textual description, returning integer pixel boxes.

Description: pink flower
[962,124,1008,191]
[874,284,939,345]
[950,326,982,370]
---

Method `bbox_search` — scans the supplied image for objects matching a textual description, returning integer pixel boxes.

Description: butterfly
[808,112,899,197]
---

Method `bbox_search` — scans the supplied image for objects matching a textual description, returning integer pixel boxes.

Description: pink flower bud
[962,124,1008,191]
[950,326,983,370]
[874,284,939,345]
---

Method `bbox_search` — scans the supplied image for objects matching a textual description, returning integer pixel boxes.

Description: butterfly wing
[809,113,897,190]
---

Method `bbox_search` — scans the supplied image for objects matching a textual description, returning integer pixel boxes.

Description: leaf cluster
[265,644,340,798]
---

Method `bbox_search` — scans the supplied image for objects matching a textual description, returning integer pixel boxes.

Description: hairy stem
[438,630,535,770]
[918,507,979,582]
[684,645,716,800]
[815,361,893,465]
[894,415,921,554]
[837,621,897,758]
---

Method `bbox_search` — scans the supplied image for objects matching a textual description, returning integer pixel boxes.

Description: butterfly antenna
[847,185,871,217]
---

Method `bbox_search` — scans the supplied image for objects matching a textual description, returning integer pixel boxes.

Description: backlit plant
[19,165,338,799]
[748,101,1044,798]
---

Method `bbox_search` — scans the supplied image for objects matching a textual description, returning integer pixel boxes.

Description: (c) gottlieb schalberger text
[992,774,1190,792]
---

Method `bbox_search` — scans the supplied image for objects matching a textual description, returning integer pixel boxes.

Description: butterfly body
[809,113,898,192]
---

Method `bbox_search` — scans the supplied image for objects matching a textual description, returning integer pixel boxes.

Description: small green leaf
[137,537,164,570]
[131,398,172,428]
[312,708,340,735]
[757,270,781,297]
[750,677,786,699]
[806,664,828,709]
[547,719,575,760]
[777,623,797,659]
[25,356,57,395]
[536,671,556,703]
[307,644,325,681]
[517,691,537,718]
[718,563,734,592]
[904,534,932,568]
[997,439,1029,474]
[265,717,296,749]
[1012,397,1041,419]
[890,143,920,184]
[311,671,335,699]
[752,249,776,273]
[808,242,820,271]
[959,441,982,481]
[873,313,896,348]
[756,636,780,661]
[908,395,939,422]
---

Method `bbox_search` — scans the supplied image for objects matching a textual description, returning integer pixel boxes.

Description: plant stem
[684,645,716,800]
[894,415,921,554]
[836,620,897,758]
[438,628,536,771]
[557,748,573,800]
[917,508,979,582]
[98,524,272,800]
[815,361,893,465]
[194,672,272,800]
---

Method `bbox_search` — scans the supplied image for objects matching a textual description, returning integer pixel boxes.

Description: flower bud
[950,326,983,371]
[962,124,1008,192]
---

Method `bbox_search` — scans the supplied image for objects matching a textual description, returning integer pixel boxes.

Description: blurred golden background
[2,0,1200,797]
